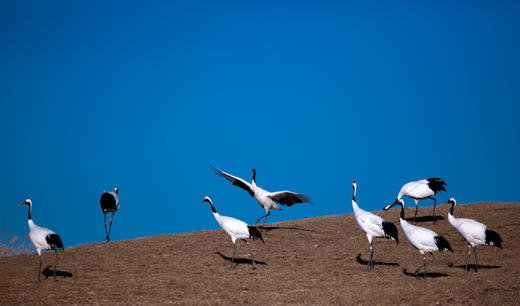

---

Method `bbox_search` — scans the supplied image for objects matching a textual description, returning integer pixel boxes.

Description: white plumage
[201,196,264,270]
[18,199,64,281]
[351,181,398,270]
[392,178,447,223]
[212,167,311,226]
[443,197,502,272]
[100,186,120,242]
[384,199,453,277]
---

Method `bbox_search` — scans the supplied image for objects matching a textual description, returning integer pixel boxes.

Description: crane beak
[17,202,25,207]
[441,200,449,205]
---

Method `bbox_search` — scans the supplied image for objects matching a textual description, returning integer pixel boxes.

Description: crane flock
[15,169,505,282]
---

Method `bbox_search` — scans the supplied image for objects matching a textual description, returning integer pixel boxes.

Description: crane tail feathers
[427,178,447,194]
[248,226,264,244]
[45,234,64,251]
[434,235,453,252]
[382,221,399,245]
[485,229,503,248]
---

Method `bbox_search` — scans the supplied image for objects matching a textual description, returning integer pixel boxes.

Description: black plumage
[45,234,64,251]
[427,178,447,194]
[382,221,399,245]
[267,192,311,207]
[485,229,503,248]
[248,226,265,243]
[434,235,453,252]
[100,192,117,212]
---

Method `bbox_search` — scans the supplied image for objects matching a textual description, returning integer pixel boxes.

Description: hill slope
[1,202,519,304]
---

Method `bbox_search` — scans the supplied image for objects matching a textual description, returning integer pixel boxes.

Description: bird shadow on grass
[215,252,267,267]
[355,254,399,267]
[402,268,448,278]
[447,263,501,271]
[257,226,314,233]
[404,215,444,223]
[42,265,73,279]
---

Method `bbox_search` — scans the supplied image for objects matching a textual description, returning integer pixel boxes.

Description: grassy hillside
[1,202,519,304]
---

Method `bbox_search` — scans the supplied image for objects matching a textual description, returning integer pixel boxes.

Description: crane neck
[27,202,32,221]
[449,202,455,216]
[399,203,405,221]
[207,202,217,214]
[351,185,360,212]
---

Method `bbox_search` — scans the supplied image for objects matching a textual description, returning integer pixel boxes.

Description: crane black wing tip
[248,226,265,244]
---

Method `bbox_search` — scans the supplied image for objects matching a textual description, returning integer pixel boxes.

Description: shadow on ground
[402,268,448,278]
[215,252,267,267]
[355,254,399,267]
[42,265,73,279]
[447,263,501,271]
[258,225,314,233]
[404,215,444,223]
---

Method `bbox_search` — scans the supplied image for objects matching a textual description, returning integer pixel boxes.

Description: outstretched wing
[212,167,254,197]
[267,191,311,207]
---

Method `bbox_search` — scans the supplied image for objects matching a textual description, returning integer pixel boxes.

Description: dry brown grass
[1,202,519,304]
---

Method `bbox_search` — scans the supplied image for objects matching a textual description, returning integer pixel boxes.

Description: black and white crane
[18,199,64,281]
[442,197,502,273]
[212,167,311,226]
[202,196,264,270]
[351,181,398,271]
[384,199,453,277]
[389,178,447,223]
[100,186,120,242]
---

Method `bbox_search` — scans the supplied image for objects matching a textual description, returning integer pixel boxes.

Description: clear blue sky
[1,1,519,247]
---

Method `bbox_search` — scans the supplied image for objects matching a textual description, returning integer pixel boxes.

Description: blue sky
[1,1,519,247]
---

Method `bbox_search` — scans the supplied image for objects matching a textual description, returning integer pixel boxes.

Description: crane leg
[367,243,374,271]
[255,211,270,227]
[229,243,236,270]
[247,241,256,270]
[432,198,437,224]
[465,246,471,273]
[413,200,419,224]
[474,248,478,272]
[104,213,109,241]
[414,253,434,277]
[38,254,42,282]
[54,250,58,281]
[107,212,114,242]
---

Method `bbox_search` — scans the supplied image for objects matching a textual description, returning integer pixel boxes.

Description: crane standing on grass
[384,199,453,277]
[201,196,264,270]
[351,181,398,271]
[443,197,502,273]
[100,186,120,242]
[18,199,64,281]
[389,178,447,223]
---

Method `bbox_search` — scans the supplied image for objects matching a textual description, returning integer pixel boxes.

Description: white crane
[18,199,64,281]
[442,197,502,273]
[384,199,453,277]
[100,186,119,242]
[351,181,398,271]
[389,178,447,223]
[212,167,311,226]
[201,196,264,270]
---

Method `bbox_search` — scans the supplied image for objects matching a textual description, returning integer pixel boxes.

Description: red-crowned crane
[100,186,119,242]
[384,199,453,277]
[202,196,264,270]
[442,197,502,273]
[18,199,64,281]
[351,181,398,271]
[389,178,447,224]
[212,167,311,226]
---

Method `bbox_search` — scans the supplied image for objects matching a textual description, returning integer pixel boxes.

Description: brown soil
[1,202,519,305]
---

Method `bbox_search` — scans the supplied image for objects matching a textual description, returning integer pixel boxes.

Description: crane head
[18,199,32,206]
